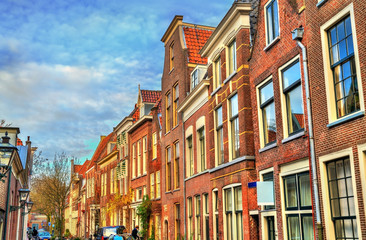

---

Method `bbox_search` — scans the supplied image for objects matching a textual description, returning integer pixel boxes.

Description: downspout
[182,113,187,238]
[292,28,322,239]
[3,166,12,240]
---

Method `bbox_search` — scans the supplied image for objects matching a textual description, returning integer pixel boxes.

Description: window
[192,69,199,90]
[262,171,276,240]
[166,92,171,132]
[283,172,313,240]
[188,197,193,239]
[132,143,136,178]
[228,40,237,76]
[150,173,155,199]
[326,158,358,240]
[213,57,222,89]
[229,94,239,159]
[143,136,147,174]
[216,106,224,165]
[155,215,161,240]
[156,170,161,198]
[166,147,171,191]
[213,190,219,240]
[136,187,143,201]
[174,142,180,189]
[152,132,157,159]
[187,135,194,176]
[263,172,275,210]
[328,16,359,119]
[137,140,141,176]
[224,186,243,240]
[170,42,174,70]
[198,127,206,172]
[173,84,179,126]
[259,80,276,146]
[265,0,279,45]
[280,59,304,136]
[203,193,209,240]
[195,195,201,240]
[175,204,181,240]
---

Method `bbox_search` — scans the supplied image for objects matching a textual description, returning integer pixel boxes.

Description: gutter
[292,28,322,239]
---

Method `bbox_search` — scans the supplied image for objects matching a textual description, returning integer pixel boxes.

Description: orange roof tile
[141,90,161,103]
[183,26,213,64]
[16,138,23,146]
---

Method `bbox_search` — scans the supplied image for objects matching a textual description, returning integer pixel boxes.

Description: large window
[156,170,161,198]
[283,172,313,240]
[224,186,243,240]
[170,42,174,70]
[174,141,180,189]
[198,127,206,172]
[166,92,171,132]
[143,136,147,174]
[228,40,237,76]
[213,57,221,89]
[195,195,201,240]
[326,158,358,240]
[188,197,193,239]
[216,106,224,165]
[175,204,181,240]
[328,16,359,118]
[229,94,239,159]
[203,193,209,240]
[213,190,219,240]
[166,147,171,191]
[281,59,304,135]
[259,81,276,146]
[265,0,279,45]
[173,84,179,126]
[152,132,157,159]
[187,135,194,176]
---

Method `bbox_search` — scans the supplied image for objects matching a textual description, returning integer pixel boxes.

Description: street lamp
[26,201,34,213]
[10,188,31,212]
[0,132,17,181]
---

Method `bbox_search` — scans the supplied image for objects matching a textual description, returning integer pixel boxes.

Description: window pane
[286,84,304,134]
[273,0,279,38]
[260,81,274,104]
[263,101,276,144]
[230,94,238,117]
[216,107,222,126]
[299,174,311,208]
[302,215,314,240]
[287,215,300,240]
[225,189,232,211]
[284,176,297,209]
[236,212,243,240]
[283,61,301,89]
[235,187,242,211]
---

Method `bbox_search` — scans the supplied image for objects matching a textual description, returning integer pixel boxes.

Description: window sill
[282,131,305,144]
[259,142,277,153]
[131,174,147,181]
[169,67,174,75]
[184,170,209,181]
[211,85,222,97]
[209,155,255,173]
[152,157,157,161]
[173,188,180,192]
[223,72,237,85]
[316,0,328,8]
[263,37,280,52]
[164,130,170,136]
[327,111,364,128]
[171,125,179,131]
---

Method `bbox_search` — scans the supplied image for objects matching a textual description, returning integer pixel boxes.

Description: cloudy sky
[0,0,233,162]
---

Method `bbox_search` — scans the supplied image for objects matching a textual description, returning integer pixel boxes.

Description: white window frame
[264,0,280,47]
[320,3,364,125]
[196,116,206,172]
[152,132,157,159]
[143,136,147,174]
[228,93,239,161]
[213,56,222,90]
[226,39,237,77]
[222,183,243,240]
[212,188,219,240]
[156,170,161,199]
[319,148,362,240]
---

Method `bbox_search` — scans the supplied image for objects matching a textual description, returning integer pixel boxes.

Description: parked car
[95,226,127,240]
[38,230,51,240]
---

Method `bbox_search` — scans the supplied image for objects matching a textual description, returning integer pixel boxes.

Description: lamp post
[20,201,33,240]
[0,132,17,240]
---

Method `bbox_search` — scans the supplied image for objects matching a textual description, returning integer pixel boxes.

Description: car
[38,230,51,240]
[95,226,127,240]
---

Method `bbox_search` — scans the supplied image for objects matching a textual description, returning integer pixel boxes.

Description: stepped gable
[183,25,213,64]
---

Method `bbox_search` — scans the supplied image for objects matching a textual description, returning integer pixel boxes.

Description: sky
[0,0,233,162]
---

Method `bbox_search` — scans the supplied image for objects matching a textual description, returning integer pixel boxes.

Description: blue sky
[0,0,233,162]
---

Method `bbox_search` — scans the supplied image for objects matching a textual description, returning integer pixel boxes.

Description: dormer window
[191,69,199,90]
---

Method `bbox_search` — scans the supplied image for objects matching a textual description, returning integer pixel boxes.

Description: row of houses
[65,0,366,239]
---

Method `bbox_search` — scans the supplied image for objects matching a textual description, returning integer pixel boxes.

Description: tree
[31,152,71,238]
[0,119,12,127]
[136,195,152,238]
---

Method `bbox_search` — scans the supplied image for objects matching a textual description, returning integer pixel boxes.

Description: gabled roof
[140,90,161,103]
[130,106,140,123]
[183,26,213,64]
[88,132,116,170]
[77,160,91,178]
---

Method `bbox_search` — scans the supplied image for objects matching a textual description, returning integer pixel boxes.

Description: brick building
[305,0,366,239]
[160,15,215,240]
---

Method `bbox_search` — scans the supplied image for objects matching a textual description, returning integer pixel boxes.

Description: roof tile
[140,90,161,103]
[183,26,213,64]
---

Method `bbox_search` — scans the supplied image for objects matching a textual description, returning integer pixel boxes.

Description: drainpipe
[292,28,322,239]
[182,113,187,238]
